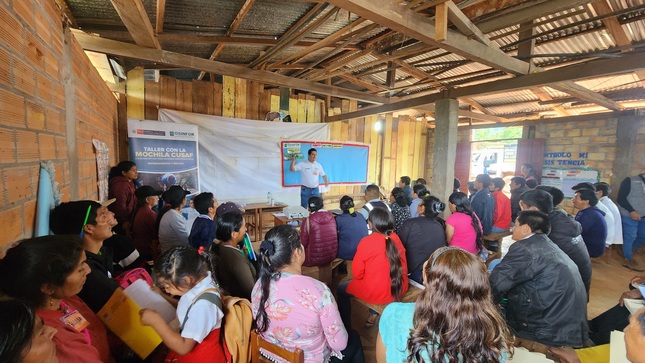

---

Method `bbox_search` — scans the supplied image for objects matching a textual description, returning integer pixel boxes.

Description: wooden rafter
[271,18,370,67]
[156,0,165,34]
[591,0,645,88]
[198,0,256,80]
[109,0,160,49]
[326,0,530,74]
[325,50,645,121]
[530,87,571,116]
[72,30,388,104]
[337,74,386,92]
[444,1,492,47]
[248,4,333,69]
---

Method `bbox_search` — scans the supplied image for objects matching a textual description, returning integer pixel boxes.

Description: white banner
[158,109,330,206]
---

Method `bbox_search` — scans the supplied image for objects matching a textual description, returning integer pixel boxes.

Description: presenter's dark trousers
[300,185,320,209]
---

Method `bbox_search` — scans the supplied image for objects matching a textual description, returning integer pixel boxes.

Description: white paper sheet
[123,279,177,325]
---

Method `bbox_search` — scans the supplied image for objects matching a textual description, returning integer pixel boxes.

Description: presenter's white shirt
[294,161,326,188]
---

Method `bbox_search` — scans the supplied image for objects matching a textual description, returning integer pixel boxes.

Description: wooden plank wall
[141,76,324,122]
[327,103,428,207]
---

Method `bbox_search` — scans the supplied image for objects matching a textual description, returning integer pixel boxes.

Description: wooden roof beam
[591,0,645,88]
[156,0,165,34]
[72,29,388,104]
[272,18,370,67]
[248,4,333,69]
[198,0,256,80]
[325,50,645,121]
[444,0,492,47]
[109,0,160,49]
[326,0,530,75]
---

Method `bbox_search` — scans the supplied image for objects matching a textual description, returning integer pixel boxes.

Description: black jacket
[510,186,529,221]
[398,216,446,277]
[548,210,592,296]
[471,188,495,235]
[490,233,589,347]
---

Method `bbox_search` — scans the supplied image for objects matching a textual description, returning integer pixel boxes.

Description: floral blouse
[251,273,348,363]
[391,202,412,234]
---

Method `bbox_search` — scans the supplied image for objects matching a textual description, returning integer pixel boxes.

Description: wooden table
[242,202,287,243]
[273,213,305,228]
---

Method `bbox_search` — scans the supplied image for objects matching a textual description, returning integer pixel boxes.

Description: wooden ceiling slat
[156,0,165,34]
[72,29,389,104]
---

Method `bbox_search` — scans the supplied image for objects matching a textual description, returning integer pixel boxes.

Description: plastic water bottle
[267,192,272,205]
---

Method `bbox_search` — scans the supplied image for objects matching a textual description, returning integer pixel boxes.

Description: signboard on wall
[541,168,599,198]
[127,119,200,195]
[281,140,369,187]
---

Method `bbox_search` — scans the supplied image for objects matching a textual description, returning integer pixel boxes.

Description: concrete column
[433,99,459,214]
[63,27,79,200]
[612,114,642,199]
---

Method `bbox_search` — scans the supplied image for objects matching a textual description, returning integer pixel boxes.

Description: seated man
[398,176,413,206]
[471,174,495,236]
[510,176,529,221]
[490,177,511,233]
[520,188,592,297]
[573,188,608,258]
[188,192,218,249]
[49,200,123,313]
[595,182,623,246]
[490,210,588,349]
[573,182,615,251]
[358,184,390,221]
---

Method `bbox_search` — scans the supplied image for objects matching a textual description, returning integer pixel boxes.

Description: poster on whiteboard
[541,168,599,198]
[127,119,200,195]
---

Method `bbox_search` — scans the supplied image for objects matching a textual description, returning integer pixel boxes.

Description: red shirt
[37,295,114,363]
[347,232,409,304]
[492,190,512,230]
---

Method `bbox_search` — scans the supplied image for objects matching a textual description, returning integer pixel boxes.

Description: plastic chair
[250,330,304,363]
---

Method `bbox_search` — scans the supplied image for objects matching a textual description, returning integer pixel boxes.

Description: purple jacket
[301,210,338,267]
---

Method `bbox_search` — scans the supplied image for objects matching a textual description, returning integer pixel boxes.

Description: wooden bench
[301,258,345,287]
[483,231,512,242]
[353,284,424,315]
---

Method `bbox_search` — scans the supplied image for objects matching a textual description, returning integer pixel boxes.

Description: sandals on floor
[364,313,379,329]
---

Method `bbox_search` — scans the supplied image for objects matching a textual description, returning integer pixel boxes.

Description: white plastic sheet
[159,109,329,206]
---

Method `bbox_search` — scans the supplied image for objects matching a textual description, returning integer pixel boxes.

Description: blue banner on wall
[281,140,369,187]
[127,119,200,195]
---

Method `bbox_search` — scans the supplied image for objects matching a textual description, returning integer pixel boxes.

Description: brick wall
[0,0,117,250]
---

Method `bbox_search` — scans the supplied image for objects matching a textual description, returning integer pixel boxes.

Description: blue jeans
[491,226,510,233]
[622,216,645,260]
[300,186,320,209]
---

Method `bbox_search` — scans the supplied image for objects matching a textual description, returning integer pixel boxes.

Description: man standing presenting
[291,148,329,209]
[618,171,645,271]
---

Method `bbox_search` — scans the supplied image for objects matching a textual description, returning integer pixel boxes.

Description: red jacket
[492,190,512,230]
[347,232,409,304]
[301,210,338,267]
[108,175,136,226]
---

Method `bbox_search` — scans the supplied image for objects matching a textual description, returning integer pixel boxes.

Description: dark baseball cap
[162,185,190,204]
[216,202,241,216]
[135,185,163,199]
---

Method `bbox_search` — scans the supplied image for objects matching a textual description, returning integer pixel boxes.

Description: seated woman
[390,187,411,233]
[132,185,162,261]
[0,299,58,363]
[215,210,257,300]
[301,196,338,267]
[0,236,114,363]
[252,225,364,363]
[445,192,484,255]
[377,247,513,363]
[336,196,368,261]
[337,208,408,330]
[157,185,191,254]
[398,195,447,283]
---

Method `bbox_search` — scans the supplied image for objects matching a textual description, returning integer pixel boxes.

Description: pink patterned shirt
[251,273,348,363]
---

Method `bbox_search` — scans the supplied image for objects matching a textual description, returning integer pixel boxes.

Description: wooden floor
[336,244,643,361]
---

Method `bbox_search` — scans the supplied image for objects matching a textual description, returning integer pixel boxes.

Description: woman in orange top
[336,207,408,329]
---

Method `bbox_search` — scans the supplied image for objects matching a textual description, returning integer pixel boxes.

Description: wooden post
[433,99,459,212]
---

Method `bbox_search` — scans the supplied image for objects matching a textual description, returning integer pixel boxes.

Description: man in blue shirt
[573,189,607,258]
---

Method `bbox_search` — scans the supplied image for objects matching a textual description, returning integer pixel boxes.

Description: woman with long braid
[445,192,484,254]
[251,225,364,363]
[336,208,408,330]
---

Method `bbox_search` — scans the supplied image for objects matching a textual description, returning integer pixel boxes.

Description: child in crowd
[140,246,226,363]
[189,192,218,250]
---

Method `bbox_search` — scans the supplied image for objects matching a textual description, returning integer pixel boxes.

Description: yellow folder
[97,288,163,359]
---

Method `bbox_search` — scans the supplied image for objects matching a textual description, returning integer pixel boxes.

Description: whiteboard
[541,168,599,198]
[281,140,370,187]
